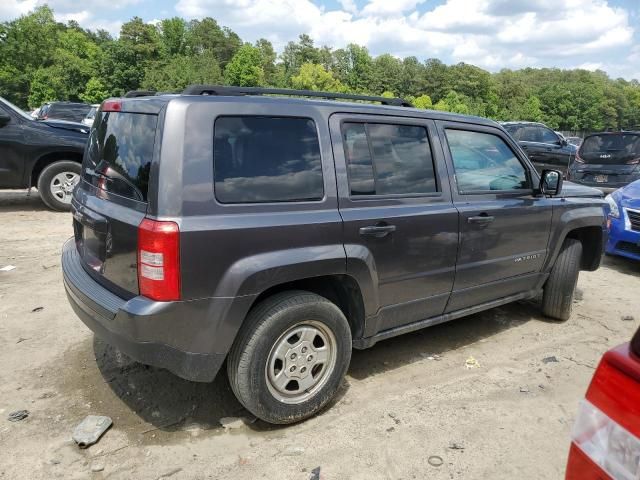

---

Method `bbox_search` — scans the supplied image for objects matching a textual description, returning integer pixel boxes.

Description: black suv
[62,86,607,424]
[0,97,89,210]
[37,101,93,123]
[502,121,578,175]
[568,131,640,193]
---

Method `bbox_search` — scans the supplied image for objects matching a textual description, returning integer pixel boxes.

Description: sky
[2,0,639,80]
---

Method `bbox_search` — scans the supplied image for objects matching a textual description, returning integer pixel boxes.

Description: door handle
[359,224,396,237]
[467,215,495,225]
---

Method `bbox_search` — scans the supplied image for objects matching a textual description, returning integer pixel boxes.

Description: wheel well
[566,226,603,271]
[251,275,366,339]
[30,152,83,187]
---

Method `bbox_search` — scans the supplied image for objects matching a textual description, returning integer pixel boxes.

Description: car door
[437,122,553,312]
[330,114,458,336]
[0,103,26,188]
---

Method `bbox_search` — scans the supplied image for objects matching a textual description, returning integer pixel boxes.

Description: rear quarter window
[213,116,324,203]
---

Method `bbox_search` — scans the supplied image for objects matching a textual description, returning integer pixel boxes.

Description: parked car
[565,326,640,480]
[0,96,89,210]
[604,179,640,260]
[62,86,607,425]
[37,101,92,123]
[567,136,583,147]
[81,104,100,127]
[568,131,640,193]
[502,121,578,175]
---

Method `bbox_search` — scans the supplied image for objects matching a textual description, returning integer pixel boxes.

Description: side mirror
[540,169,563,196]
[0,112,10,127]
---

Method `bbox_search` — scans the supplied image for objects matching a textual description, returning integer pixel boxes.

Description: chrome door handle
[359,225,396,237]
[467,215,495,225]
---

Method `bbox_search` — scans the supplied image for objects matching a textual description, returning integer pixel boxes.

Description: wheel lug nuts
[290,353,297,360]
[301,347,307,353]
[300,367,306,373]
[307,355,313,362]
[290,366,296,372]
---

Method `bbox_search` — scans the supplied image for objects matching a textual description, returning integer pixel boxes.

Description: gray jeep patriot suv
[62,86,607,424]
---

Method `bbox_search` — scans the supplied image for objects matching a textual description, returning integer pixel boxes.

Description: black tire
[36,160,81,211]
[227,290,352,424]
[542,238,582,321]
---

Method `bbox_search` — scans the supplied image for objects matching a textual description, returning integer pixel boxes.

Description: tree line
[1,6,639,132]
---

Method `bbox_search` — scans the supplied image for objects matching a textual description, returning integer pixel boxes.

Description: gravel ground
[0,189,639,480]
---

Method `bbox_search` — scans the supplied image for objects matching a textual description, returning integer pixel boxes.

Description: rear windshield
[579,134,640,164]
[84,111,157,201]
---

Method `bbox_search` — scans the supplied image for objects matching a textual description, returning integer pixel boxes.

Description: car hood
[39,119,90,135]
[559,181,603,198]
[616,180,640,209]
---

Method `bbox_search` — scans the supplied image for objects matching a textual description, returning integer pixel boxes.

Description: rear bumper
[62,238,228,382]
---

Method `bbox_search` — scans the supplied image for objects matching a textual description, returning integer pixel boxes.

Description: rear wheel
[227,291,352,424]
[542,238,582,321]
[37,161,81,211]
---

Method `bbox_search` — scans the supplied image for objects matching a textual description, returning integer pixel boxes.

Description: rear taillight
[102,99,122,112]
[626,157,640,165]
[574,152,585,164]
[567,346,640,479]
[137,218,180,301]
[570,400,640,480]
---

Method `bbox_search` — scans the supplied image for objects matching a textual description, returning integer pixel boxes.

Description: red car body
[566,329,640,479]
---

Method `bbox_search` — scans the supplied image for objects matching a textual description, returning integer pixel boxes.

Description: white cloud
[172,0,634,78]
[2,0,636,80]
[0,0,38,21]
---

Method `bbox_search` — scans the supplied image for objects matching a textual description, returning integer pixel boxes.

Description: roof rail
[123,90,157,98]
[181,85,413,107]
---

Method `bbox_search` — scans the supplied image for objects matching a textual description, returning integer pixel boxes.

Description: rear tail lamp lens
[571,399,640,480]
[574,153,585,164]
[137,218,180,301]
[101,99,122,112]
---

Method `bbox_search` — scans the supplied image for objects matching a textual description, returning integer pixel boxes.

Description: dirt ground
[0,189,639,480]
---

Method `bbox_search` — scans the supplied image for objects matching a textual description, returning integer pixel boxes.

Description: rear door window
[213,116,324,203]
[342,122,437,196]
[84,112,157,201]
[579,134,640,164]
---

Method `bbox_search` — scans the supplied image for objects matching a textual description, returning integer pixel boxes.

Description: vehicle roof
[500,121,547,127]
[583,131,640,137]
[113,94,501,127]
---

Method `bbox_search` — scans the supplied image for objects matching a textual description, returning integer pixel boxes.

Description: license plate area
[72,209,109,273]
[594,174,608,183]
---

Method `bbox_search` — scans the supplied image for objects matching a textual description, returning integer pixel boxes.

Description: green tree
[434,91,470,114]
[80,77,110,104]
[291,63,345,91]
[413,94,433,109]
[143,53,222,91]
[255,38,277,85]
[224,44,264,87]
[159,17,187,57]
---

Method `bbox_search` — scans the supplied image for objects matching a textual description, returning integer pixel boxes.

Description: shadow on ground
[92,298,541,432]
[602,254,640,276]
[0,190,48,212]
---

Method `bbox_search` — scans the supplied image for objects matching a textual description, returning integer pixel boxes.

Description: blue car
[605,179,640,260]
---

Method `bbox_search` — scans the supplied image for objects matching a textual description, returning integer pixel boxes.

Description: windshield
[579,134,640,164]
[0,97,34,121]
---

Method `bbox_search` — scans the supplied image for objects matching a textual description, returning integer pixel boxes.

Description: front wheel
[542,238,582,321]
[227,291,352,424]
[37,161,81,211]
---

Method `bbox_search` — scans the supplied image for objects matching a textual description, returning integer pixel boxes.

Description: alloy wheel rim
[50,172,79,204]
